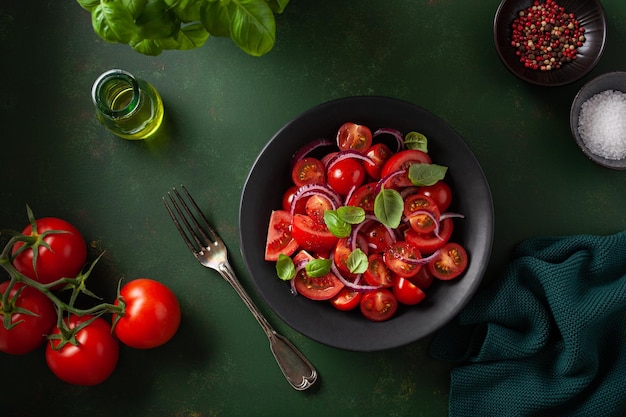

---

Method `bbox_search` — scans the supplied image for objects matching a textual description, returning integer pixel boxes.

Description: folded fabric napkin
[430,231,626,417]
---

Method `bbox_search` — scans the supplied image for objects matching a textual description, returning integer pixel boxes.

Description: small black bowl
[570,71,626,170]
[493,0,607,86]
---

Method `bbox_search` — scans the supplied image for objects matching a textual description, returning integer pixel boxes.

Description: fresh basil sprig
[324,206,365,238]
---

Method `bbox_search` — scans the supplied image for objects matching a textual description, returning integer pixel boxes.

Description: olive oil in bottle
[91,69,164,140]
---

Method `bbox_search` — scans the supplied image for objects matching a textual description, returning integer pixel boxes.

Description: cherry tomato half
[393,276,426,305]
[113,278,181,349]
[405,217,454,254]
[293,251,344,301]
[380,149,432,188]
[330,288,362,311]
[347,182,377,212]
[305,194,333,224]
[0,281,56,355]
[383,241,422,278]
[363,253,394,287]
[12,217,87,285]
[292,157,325,187]
[404,194,440,234]
[337,122,372,153]
[327,158,366,196]
[264,210,299,261]
[428,242,469,280]
[363,221,395,253]
[364,143,394,179]
[360,289,398,322]
[46,315,119,386]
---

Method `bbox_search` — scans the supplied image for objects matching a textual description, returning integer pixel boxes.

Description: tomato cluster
[0,212,181,386]
[265,122,469,322]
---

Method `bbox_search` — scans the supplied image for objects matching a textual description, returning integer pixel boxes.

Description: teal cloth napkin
[430,231,626,417]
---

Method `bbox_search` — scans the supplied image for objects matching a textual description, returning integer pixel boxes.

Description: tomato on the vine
[46,315,119,386]
[12,217,87,285]
[113,278,181,349]
[428,242,468,280]
[336,122,372,153]
[360,289,398,322]
[327,158,366,196]
[0,281,56,355]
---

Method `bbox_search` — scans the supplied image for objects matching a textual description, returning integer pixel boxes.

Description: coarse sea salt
[577,89,626,160]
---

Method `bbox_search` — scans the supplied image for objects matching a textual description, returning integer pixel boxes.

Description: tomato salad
[264,122,469,322]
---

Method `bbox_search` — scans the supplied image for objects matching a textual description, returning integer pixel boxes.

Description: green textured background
[1,1,626,416]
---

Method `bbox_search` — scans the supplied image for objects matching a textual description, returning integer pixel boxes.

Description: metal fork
[163,186,317,391]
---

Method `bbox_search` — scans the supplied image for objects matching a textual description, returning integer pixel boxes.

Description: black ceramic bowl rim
[238,96,494,352]
[493,0,607,87]
[570,71,626,170]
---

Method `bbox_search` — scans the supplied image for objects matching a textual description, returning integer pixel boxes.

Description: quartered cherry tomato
[264,210,298,261]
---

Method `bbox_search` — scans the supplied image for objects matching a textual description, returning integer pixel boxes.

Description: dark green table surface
[2,1,626,416]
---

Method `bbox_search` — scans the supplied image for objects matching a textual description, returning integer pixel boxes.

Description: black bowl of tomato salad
[493,0,607,87]
[239,96,494,351]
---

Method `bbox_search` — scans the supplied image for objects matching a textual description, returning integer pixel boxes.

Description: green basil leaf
[176,23,210,49]
[136,0,180,40]
[230,0,276,56]
[337,206,365,224]
[347,248,368,274]
[404,131,428,152]
[92,1,136,44]
[266,0,290,13]
[374,187,404,229]
[275,254,295,281]
[120,0,148,19]
[130,37,164,55]
[324,210,351,238]
[77,0,101,12]
[201,0,235,37]
[168,0,204,22]
[408,163,448,186]
[305,258,332,278]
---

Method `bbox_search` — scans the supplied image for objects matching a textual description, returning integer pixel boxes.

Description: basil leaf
[324,210,352,238]
[337,206,365,224]
[305,258,332,278]
[347,249,368,274]
[230,0,276,56]
[404,131,428,152]
[77,0,101,12]
[155,23,210,50]
[121,0,148,19]
[130,37,163,55]
[408,163,448,186]
[275,254,295,281]
[374,187,404,229]
[201,0,235,37]
[167,0,203,22]
[136,0,180,40]
[92,1,136,44]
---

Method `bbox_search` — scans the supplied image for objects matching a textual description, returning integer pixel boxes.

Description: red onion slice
[325,150,376,169]
[375,169,405,193]
[391,249,441,265]
[289,183,342,216]
[373,127,404,152]
[331,262,381,292]
[290,138,335,169]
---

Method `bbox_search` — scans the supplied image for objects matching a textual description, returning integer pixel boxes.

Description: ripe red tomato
[364,143,393,179]
[346,182,377,212]
[46,315,119,386]
[336,122,372,153]
[360,289,398,322]
[383,241,422,278]
[291,214,338,253]
[327,158,366,196]
[363,253,393,287]
[428,242,469,280]
[393,276,426,305]
[12,217,87,285]
[264,210,299,261]
[418,181,453,212]
[405,217,454,254]
[291,157,326,187]
[330,288,362,311]
[305,195,333,224]
[0,281,56,355]
[380,149,432,188]
[113,278,181,349]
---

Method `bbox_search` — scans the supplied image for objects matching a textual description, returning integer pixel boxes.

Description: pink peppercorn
[510,0,586,71]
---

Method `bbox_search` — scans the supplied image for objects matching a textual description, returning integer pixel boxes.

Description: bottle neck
[91,69,140,119]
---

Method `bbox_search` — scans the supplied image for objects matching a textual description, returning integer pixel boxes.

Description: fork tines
[163,186,219,253]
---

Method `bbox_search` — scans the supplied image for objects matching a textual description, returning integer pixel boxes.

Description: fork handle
[218,262,318,391]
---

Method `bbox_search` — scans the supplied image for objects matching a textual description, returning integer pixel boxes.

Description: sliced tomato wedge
[292,251,344,300]
[380,149,432,188]
[337,122,372,153]
[347,182,377,212]
[403,194,440,234]
[291,214,338,254]
[292,157,326,187]
[364,143,393,179]
[428,242,468,280]
[404,217,454,254]
[264,210,298,261]
[330,288,362,311]
[392,276,426,305]
[360,289,398,322]
[383,241,422,278]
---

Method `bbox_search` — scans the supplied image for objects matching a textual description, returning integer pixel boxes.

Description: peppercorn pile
[511,0,586,71]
